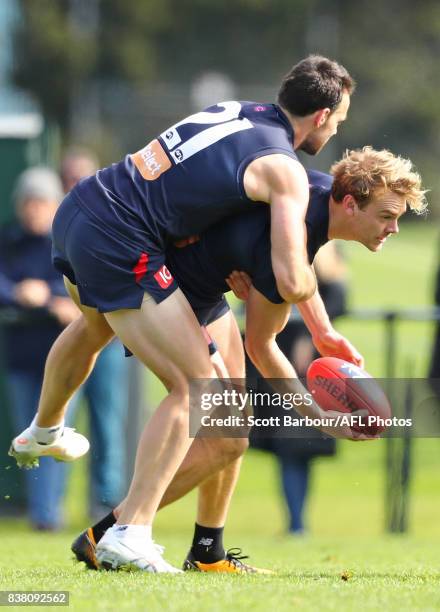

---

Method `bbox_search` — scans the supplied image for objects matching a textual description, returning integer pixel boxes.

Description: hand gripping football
[306,357,391,435]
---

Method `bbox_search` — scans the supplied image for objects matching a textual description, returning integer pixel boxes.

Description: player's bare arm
[244,286,369,439]
[226,267,363,368]
[244,285,292,379]
[243,154,316,303]
[296,285,364,367]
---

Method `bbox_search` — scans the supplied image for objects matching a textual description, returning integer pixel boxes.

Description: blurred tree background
[2,0,440,542]
[11,0,440,208]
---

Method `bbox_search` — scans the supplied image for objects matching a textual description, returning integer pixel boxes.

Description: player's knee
[163,392,193,433]
[172,364,217,393]
[166,378,192,414]
[244,337,263,368]
[218,436,249,461]
[185,358,217,381]
[75,314,114,350]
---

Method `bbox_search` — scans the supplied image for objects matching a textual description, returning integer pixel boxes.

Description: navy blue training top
[71,101,298,247]
[166,169,332,313]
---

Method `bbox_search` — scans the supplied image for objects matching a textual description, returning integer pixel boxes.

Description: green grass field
[1,221,439,610]
[1,444,440,611]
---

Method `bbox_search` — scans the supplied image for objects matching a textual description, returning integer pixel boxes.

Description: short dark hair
[277,55,355,117]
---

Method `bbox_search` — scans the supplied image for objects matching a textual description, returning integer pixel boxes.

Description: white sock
[111,524,153,544]
[30,416,64,444]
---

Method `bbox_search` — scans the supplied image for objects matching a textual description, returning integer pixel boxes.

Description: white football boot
[9,427,90,469]
[96,528,182,574]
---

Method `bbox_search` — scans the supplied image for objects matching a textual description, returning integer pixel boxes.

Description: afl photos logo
[154,265,174,289]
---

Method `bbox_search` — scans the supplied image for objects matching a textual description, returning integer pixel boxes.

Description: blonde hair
[330,146,428,215]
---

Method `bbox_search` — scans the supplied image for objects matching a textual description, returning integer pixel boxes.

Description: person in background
[60,148,128,518]
[0,167,79,530]
[248,242,347,534]
[428,244,440,412]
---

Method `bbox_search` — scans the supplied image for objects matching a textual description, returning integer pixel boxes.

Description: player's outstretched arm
[243,155,316,303]
[296,289,364,367]
[226,268,364,368]
[244,287,367,439]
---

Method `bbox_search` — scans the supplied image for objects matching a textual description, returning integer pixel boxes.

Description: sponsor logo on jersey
[154,265,174,289]
[131,139,171,180]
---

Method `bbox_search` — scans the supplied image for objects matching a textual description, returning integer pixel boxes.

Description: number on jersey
[131,102,253,180]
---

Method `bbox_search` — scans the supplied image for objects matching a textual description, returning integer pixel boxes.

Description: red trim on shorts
[133,252,149,283]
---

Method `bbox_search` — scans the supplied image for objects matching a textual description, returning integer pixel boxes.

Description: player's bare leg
[9,279,113,467]
[37,279,114,426]
[195,457,243,527]
[105,439,246,515]
[160,311,247,520]
[74,312,246,524]
[61,286,222,572]
[115,311,246,516]
[72,310,269,572]
[101,289,217,528]
[94,288,233,572]
[195,311,246,526]
[182,311,270,572]
[72,310,263,573]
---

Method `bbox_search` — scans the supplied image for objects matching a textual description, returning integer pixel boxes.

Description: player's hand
[226,270,252,301]
[49,297,80,326]
[312,329,364,368]
[318,408,378,440]
[14,279,51,308]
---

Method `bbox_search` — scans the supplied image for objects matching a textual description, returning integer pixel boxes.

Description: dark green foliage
[12,0,440,199]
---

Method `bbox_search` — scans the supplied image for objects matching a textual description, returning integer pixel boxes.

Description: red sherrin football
[306,357,391,435]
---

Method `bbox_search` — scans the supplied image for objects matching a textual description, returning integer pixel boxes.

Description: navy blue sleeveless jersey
[71,101,298,247]
[166,170,332,325]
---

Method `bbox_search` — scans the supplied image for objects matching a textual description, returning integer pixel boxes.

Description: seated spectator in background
[248,242,347,534]
[0,167,79,530]
[60,148,128,518]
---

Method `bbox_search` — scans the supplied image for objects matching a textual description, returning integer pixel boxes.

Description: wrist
[312,325,335,343]
[298,307,332,336]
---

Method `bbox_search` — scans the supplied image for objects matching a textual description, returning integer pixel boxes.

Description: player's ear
[341,194,357,216]
[313,108,331,128]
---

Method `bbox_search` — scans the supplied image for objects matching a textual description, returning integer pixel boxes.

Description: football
[306,357,392,435]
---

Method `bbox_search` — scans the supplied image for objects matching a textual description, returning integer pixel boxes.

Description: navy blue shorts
[52,193,178,312]
[192,296,230,326]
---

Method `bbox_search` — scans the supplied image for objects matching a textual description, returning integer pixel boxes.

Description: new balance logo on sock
[48,426,62,433]
[198,537,214,546]
[116,526,128,532]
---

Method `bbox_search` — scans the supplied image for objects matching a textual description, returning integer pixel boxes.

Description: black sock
[191,523,225,563]
[91,511,117,542]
